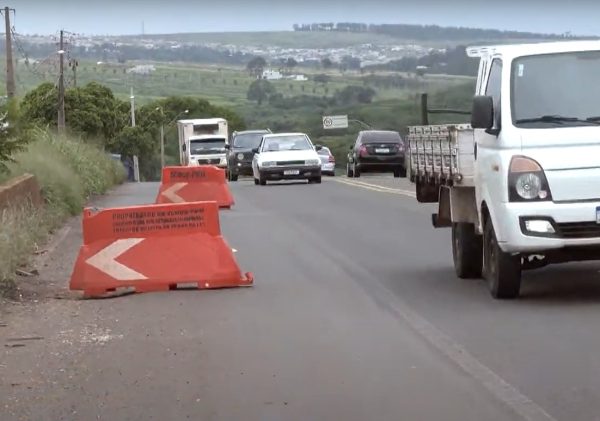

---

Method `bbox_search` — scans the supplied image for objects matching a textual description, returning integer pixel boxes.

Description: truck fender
[433,186,479,228]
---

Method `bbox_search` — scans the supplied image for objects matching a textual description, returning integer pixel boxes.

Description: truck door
[474,57,504,230]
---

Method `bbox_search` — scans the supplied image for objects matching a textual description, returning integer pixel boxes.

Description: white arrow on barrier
[161,182,187,203]
[86,238,148,281]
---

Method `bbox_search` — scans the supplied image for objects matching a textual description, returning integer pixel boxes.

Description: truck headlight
[261,161,275,168]
[508,156,552,202]
[306,159,320,166]
[237,153,244,160]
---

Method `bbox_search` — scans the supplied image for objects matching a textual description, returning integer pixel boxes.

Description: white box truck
[177,118,229,167]
[407,41,600,299]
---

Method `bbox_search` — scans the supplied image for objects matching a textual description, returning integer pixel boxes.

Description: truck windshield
[512,51,600,128]
[233,133,265,148]
[190,138,225,154]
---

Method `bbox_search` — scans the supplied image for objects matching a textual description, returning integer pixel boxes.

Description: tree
[321,57,333,69]
[246,56,267,78]
[247,79,275,105]
[286,57,298,73]
[0,99,31,171]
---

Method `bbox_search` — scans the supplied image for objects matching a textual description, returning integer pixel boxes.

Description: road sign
[156,166,234,208]
[323,115,348,130]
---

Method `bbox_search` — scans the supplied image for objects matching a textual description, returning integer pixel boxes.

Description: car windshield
[190,138,226,154]
[318,147,331,156]
[512,51,600,128]
[233,133,265,148]
[262,135,312,152]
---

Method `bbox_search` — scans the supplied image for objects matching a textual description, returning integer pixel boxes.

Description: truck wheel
[483,218,521,299]
[416,178,438,203]
[452,223,483,279]
[229,173,238,182]
[346,164,354,178]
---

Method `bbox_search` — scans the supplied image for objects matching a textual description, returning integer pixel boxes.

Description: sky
[9,0,600,36]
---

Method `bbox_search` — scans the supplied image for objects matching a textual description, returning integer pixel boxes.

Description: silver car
[317,146,335,176]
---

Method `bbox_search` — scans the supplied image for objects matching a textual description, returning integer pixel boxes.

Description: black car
[227,129,271,181]
[346,130,407,178]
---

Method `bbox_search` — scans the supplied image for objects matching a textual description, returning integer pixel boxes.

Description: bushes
[6,130,126,215]
[0,130,126,295]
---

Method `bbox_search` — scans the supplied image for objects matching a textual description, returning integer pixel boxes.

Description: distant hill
[292,22,593,42]
[114,23,596,49]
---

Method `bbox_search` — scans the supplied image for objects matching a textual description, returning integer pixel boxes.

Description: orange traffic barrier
[69,201,253,298]
[156,166,234,209]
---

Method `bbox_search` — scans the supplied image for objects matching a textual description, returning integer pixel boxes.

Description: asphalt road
[2,175,600,421]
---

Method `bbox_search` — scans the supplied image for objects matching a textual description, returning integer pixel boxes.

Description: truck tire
[452,223,483,279]
[416,178,438,203]
[346,164,354,178]
[483,218,522,299]
[229,173,238,182]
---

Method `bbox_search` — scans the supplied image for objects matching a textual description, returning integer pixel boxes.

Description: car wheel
[253,177,259,185]
[483,217,521,299]
[346,164,354,178]
[259,174,267,186]
[353,162,360,178]
[452,223,483,279]
[229,172,238,182]
[393,169,401,178]
[313,176,322,184]
[399,166,407,178]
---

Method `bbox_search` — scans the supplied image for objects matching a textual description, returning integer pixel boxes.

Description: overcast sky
[9,0,600,36]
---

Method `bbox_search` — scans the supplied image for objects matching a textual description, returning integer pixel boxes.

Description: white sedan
[252,133,323,185]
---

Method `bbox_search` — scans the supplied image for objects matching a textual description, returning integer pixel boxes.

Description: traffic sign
[323,115,348,129]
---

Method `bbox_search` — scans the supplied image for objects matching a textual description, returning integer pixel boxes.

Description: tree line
[0,82,245,180]
[293,22,592,41]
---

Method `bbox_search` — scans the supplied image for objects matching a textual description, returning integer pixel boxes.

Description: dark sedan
[346,130,407,178]
[227,129,271,181]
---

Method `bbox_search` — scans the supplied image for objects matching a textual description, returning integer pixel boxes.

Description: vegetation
[19,82,246,181]
[0,130,127,296]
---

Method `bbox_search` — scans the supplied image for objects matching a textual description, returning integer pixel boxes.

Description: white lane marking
[86,238,148,281]
[284,216,556,421]
[334,178,416,198]
[161,182,187,203]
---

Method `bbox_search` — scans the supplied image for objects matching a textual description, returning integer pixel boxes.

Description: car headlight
[306,159,320,166]
[508,156,552,202]
[237,153,244,160]
[261,161,276,168]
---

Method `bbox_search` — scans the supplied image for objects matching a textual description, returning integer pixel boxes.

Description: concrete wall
[0,174,43,211]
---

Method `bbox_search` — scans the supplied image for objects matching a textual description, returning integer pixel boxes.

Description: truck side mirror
[224,144,231,150]
[252,148,259,154]
[471,96,494,130]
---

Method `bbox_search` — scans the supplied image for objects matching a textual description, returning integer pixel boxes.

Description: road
[2,176,600,421]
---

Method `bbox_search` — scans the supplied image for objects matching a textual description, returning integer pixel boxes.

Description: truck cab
[408,41,600,299]
[177,118,229,168]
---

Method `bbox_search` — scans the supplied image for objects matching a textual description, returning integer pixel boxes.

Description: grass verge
[0,130,126,298]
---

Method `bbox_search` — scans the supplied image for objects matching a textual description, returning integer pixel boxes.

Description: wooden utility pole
[4,6,16,98]
[57,29,66,132]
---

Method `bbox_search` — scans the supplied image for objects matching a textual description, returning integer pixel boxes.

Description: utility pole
[160,122,165,169]
[4,6,16,98]
[57,29,66,132]
[130,87,140,182]
[70,58,78,87]
[130,86,135,127]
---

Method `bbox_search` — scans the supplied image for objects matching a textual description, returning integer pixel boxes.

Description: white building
[262,69,283,80]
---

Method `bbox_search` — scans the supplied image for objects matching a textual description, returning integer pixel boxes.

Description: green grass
[0,130,126,296]
[9,60,472,109]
